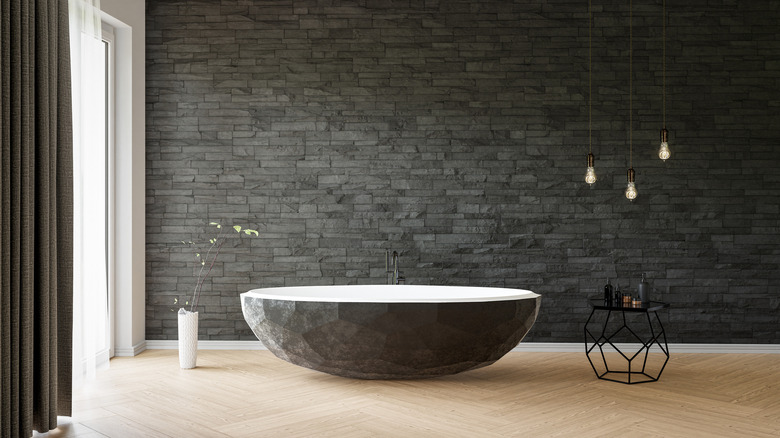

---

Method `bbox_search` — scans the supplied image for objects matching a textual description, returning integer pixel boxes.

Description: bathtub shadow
[300,355,592,389]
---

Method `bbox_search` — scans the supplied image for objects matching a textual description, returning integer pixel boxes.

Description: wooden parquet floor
[39,350,780,437]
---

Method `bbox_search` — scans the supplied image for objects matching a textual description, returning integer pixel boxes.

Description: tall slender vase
[178,310,199,369]
[638,273,650,306]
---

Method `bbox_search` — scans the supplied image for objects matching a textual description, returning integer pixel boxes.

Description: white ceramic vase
[178,310,199,369]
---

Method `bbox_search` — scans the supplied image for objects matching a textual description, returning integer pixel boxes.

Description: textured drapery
[0,0,74,436]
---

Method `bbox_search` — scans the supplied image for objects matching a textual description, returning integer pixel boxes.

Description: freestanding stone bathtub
[240,285,541,379]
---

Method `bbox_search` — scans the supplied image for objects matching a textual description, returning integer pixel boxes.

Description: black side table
[584,298,670,384]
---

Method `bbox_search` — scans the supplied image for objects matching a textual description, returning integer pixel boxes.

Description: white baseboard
[515,343,780,354]
[512,343,583,353]
[139,341,780,354]
[145,340,266,350]
[669,343,780,354]
[114,341,147,357]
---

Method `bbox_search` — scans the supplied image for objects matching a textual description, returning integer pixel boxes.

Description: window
[72,18,116,380]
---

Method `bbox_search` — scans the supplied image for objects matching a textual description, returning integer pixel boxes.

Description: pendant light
[658,0,671,161]
[625,0,637,201]
[585,0,597,186]
[626,168,637,201]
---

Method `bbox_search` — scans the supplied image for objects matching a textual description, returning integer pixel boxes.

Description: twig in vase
[181,222,259,313]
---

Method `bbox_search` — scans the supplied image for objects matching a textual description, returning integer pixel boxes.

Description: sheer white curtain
[70,0,109,384]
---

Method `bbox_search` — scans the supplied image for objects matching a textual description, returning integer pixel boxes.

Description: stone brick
[146,0,780,343]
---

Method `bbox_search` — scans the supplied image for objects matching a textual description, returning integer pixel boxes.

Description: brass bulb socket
[627,167,635,183]
[660,128,668,143]
[587,153,595,167]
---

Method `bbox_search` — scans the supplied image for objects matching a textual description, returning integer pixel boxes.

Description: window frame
[102,21,117,359]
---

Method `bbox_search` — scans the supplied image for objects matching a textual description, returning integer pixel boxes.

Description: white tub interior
[243,284,539,303]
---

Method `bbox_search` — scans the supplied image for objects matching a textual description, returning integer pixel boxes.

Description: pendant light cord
[662,0,666,129]
[589,0,592,154]
[629,0,633,168]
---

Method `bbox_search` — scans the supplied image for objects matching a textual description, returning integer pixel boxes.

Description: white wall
[100,0,145,356]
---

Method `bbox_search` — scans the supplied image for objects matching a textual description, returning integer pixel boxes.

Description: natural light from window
[70,0,113,383]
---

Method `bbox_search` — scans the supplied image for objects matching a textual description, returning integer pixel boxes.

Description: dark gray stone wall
[145,0,780,342]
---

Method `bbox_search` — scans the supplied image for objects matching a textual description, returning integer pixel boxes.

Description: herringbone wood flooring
[38,350,780,437]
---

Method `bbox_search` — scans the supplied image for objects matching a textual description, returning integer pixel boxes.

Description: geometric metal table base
[584,299,670,384]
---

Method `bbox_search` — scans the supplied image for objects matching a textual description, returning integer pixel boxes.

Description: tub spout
[386,250,404,285]
[392,251,400,284]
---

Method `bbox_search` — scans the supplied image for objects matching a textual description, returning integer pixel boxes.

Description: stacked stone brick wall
[146,0,780,342]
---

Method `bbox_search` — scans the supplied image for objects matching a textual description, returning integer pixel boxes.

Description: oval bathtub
[240,285,541,379]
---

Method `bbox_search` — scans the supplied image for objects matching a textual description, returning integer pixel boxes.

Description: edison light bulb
[585,167,597,186]
[585,153,596,186]
[659,142,670,161]
[625,182,638,201]
[625,167,637,201]
[659,128,670,161]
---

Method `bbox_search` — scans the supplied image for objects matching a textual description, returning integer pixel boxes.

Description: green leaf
[244,229,259,236]
[233,225,242,233]
[174,298,178,304]
[201,260,205,266]
[209,222,221,229]
[196,253,200,258]
[209,238,216,244]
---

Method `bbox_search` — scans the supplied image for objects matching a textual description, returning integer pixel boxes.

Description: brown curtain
[1,0,74,436]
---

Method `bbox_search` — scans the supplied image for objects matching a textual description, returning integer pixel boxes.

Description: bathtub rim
[242,284,540,304]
